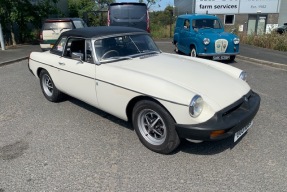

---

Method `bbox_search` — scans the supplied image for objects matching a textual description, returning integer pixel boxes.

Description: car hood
[197,31,237,41]
[98,53,250,111]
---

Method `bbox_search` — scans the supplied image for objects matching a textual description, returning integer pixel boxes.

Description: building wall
[174,0,284,34]
[278,0,287,25]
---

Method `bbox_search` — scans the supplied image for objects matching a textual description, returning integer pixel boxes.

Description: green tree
[0,0,59,45]
[139,0,161,9]
[68,0,114,26]
[149,5,175,38]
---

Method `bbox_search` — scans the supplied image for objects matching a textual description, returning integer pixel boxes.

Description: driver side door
[56,38,99,107]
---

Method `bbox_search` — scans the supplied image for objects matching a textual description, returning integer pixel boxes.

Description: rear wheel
[40,69,63,102]
[230,55,236,62]
[132,100,180,154]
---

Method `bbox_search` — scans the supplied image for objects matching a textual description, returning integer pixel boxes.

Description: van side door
[179,19,192,55]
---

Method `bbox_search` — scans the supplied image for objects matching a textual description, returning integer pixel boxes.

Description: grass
[238,32,287,52]
[150,24,175,39]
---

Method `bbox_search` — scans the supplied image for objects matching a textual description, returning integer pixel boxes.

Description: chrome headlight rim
[233,37,240,45]
[203,38,210,45]
[239,71,247,81]
[189,95,204,118]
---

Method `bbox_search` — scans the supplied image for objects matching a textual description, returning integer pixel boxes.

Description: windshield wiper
[140,50,160,54]
[108,56,133,60]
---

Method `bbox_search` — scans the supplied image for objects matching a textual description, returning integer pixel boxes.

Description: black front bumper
[175,91,261,141]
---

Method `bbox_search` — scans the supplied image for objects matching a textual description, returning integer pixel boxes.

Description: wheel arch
[189,43,197,51]
[36,67,46,78]
[126,96,176,124]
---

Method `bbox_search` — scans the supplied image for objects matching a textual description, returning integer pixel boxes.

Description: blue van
[173,14,240,61]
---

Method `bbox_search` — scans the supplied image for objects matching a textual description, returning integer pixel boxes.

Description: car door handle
[58,62,65,65]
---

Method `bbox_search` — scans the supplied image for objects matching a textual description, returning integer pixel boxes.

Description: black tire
[132,100,180,154]
[174,42,179,53]
[39,69,63,102]
[230,55,236,62]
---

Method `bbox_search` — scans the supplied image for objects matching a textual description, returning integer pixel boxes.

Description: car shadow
[67,96,133,131]
[65,96,244,156]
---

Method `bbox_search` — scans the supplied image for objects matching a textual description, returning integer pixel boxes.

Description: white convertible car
[28,26,260,154]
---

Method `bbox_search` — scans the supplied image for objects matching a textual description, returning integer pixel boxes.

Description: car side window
[184,19,190,29]
[50,37,67,56]
[85,40,94,63]
[63,38,86,61]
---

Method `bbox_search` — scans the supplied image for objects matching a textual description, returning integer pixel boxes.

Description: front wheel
[40,69,63,102]
[132,100,180,154]
[230,55,236,62]
[174,42,179,53]
[190,47,197,57]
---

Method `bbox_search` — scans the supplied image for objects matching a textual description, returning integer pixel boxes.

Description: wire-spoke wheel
[40,69,63,102]
[132,100,180,154]
[42,74,53,97]
[138,109,167,145]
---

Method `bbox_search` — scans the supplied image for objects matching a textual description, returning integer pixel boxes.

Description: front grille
[221,92,252,119]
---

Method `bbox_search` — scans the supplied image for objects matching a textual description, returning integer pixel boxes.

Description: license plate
[234,121,253,142]
[213,56,230,60]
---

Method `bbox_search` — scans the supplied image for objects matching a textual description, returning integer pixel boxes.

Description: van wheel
[190,47,197,57]
[174,42,179,53]
[230,56,236,62]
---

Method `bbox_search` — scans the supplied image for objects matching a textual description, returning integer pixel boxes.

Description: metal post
[0,19,5,50]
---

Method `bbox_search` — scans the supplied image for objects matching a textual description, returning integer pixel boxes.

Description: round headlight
[239,71,247,81]
[189,95,204,117]
[233,37,240,44]
[203,38,210,45]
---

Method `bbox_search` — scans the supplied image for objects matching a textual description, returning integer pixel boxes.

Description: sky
[115,0,174,11]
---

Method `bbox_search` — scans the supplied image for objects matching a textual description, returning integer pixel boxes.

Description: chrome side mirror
[71,52,84,62]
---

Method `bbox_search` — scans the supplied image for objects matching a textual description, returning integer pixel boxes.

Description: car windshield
[278,25,287,29]
[192,19,222,29]
[94,34,160,62]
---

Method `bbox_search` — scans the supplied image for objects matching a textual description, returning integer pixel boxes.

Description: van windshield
[192,19,222,29]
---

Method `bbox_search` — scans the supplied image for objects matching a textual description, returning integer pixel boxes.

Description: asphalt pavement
[0,43,286,69]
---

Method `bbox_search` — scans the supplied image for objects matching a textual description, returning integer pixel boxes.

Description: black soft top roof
[60,26,147,39]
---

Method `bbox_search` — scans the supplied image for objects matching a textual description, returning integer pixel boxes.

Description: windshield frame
[92,33,161,64]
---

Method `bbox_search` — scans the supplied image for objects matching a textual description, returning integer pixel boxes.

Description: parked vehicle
[29,26,260,154]
[108,2,150,32]
[40,18,87,51]
[274,23,287,34]
[173,14,240,61]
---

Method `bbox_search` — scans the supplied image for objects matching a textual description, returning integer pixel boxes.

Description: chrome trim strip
[30,58,188,107]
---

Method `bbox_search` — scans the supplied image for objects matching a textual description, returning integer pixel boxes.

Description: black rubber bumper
[175,91,261,141]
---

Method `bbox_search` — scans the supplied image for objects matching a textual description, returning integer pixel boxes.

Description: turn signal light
[210,130,225,138]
